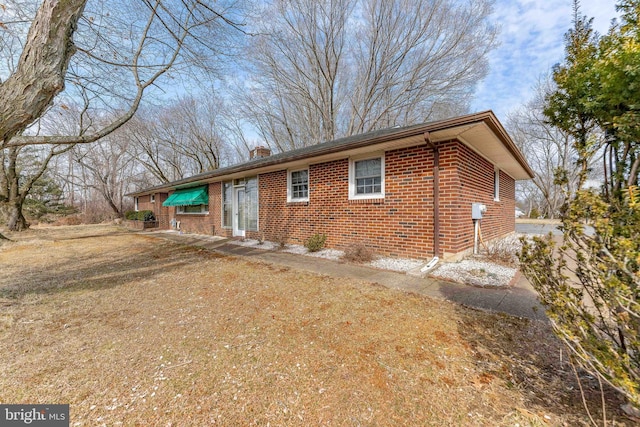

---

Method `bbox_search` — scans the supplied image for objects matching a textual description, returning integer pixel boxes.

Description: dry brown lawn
[0,225,631,426]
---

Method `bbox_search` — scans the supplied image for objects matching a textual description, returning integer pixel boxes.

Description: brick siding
[441,142,515,257]
[144,138,516,260]
[135,193,171,229]
[252,139,515,260]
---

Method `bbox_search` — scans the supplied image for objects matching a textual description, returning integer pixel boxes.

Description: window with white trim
[349,155,384,199]
[150,194,155,203]
[288,169,309,202]
[134,197,139,211]
[494,168,500,201]
[177,204,208,214]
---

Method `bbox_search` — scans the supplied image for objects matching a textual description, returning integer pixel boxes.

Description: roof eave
[127,111,534,197]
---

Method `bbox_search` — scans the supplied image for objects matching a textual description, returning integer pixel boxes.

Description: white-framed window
[349,154,385,199]
[222,181,233,228]
[177,204,209,214]
[494,168,500,201]
[134,197,139,211]
[150,194,155,203]
[287,169,309,202]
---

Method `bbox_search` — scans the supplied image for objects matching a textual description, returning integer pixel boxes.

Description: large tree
[0,0,243,231]
[508,77,593,219]
[0,144,74,230]
[520,0,640,413]
[128,95,234,183]
[239,0,497,151]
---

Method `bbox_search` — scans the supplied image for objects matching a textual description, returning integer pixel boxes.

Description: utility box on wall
[472,203,487,220]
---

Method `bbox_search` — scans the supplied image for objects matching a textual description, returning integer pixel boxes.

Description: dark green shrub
[125,210,155,221]
[304,233,326,252]
[140,210,155,221]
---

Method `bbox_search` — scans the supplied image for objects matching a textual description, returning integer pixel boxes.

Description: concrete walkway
[145,231,547,321]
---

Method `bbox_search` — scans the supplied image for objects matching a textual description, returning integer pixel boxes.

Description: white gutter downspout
[421,131,440,273]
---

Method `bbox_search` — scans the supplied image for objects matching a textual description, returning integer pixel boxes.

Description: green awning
[162,186,209,207]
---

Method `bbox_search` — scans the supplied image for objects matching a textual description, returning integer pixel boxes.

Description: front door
[233,187,246,237]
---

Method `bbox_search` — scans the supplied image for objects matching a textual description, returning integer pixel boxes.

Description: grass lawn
[0,225,630,426]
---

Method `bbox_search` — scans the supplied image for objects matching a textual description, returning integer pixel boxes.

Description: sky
[471,0,620,120]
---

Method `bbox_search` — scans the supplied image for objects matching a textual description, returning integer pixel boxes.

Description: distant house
[128,111,534,260]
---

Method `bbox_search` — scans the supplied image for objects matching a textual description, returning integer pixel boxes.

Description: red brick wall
[254,145,436,259]
[136,194,152,212]
[136,193,171,229]
[442,142,516,256]
[252,140,516,260]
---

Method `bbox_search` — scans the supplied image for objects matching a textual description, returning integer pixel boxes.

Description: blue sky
[471,0,620,120]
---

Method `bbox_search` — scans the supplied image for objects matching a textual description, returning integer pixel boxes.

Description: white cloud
[472,0,619,120]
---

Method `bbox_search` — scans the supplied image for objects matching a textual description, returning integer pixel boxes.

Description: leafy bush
[521,190,640,410]
[521,4,640,412]
[125,210,155,221]
[141,210,155,221]
[304,233,327,252]
[343,242,374,263]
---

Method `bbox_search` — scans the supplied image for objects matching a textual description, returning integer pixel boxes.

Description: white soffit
[432,122,531,180]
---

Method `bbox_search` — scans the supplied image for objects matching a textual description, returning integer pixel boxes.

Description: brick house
[129,111,533,260]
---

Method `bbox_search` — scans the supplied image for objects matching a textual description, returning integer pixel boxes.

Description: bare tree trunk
[7,199,28,231]
[0,0,87,145]
[2,144,73,231]
[4,147,29,231]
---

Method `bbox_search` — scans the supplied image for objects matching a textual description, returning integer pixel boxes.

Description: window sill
[348,198,384,205]
[287,200,309,206]
[176,212,210,216]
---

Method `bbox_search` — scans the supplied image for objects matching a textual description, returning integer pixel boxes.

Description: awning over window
[162,186,209,207]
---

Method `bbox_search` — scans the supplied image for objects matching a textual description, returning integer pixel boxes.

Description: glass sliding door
[233,187,246,237]
[232,176,258,237]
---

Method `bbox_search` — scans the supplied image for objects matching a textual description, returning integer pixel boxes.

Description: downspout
[424,132,440,258]
[419,132,440,275]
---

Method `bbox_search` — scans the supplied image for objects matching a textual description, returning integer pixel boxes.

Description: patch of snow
[369,257,424,272]
[229,239,279,251]
[215,233,523,283]
[431,259,517,288]
[281,244,307,255]
[283,244,344,261]
[228,239,345,260]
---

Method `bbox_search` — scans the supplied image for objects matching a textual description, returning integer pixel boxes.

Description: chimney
[250,146,271,159]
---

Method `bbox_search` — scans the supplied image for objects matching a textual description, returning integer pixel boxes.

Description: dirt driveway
[0,225,628,425]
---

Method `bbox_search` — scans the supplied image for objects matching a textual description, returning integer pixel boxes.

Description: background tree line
[1,0,498,230]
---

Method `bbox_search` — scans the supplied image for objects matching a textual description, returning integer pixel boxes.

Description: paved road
[516,221,594,236]
[515,222,562,235]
